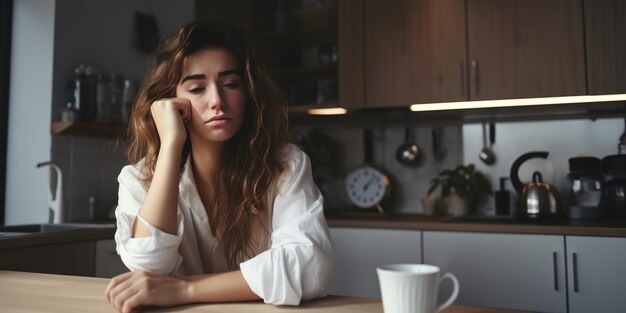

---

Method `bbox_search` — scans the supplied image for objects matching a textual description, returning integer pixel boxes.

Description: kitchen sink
[0,223,114,237]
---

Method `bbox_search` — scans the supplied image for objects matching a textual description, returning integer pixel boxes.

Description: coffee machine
[600,155,626,217]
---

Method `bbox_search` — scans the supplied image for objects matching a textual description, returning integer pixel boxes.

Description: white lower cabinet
[566,236,626,313]
[423,231,567,313]
[95,239,128,278]
[329,227,422,298]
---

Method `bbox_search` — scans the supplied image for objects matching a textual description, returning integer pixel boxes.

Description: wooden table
[0,271,525,313]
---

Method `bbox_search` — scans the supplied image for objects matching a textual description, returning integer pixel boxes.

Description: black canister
[495,177,512,216]
[566,157,604,219]
[600,155,626,217]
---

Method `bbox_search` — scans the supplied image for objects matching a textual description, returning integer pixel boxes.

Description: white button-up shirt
[114,144,333,305]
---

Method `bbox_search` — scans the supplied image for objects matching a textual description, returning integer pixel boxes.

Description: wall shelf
[51,121,125,138]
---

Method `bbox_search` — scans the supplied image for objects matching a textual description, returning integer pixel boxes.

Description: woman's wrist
[177,271,259,303]
[181,278,196,304]
[159,140,185,155]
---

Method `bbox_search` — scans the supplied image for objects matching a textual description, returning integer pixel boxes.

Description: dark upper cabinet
[338,0,365,110]
[584,0,626,95]
[360,0,467,108]
[466,0,586,100]
[196,0,620,113]
[197,0,339,111]
[340,0,591,109]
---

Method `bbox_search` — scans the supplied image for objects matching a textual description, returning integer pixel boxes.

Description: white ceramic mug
[377,264,459,313]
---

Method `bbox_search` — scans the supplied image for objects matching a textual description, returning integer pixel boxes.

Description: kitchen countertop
[326,212,626,237]
[0,224,116,249]
[2,212,626,251]
[0,270,528,313]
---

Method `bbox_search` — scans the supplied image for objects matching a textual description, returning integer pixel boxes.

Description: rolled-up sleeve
[239,146,334,305]
[114,164,184,275]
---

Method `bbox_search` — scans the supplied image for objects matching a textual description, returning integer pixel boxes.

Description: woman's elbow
[118,249,181,276]
[300,246,334,300]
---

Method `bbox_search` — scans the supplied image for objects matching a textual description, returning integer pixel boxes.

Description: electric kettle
[510,151,563,219]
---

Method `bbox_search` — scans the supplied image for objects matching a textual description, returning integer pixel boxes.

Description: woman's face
[176,47,246,144]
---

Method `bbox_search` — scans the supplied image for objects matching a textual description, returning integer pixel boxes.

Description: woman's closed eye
[222,81,240,89]
[188,86,205,94]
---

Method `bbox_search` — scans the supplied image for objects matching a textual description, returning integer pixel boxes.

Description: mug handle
[436,272,459,313]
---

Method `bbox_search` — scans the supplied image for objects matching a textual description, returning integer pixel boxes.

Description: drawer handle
[573,253,579,293]
[471,59,480,95]
[552,252,559,291]
[459,61,465,95]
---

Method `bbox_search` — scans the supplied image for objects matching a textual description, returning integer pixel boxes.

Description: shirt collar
[179,155,207,220]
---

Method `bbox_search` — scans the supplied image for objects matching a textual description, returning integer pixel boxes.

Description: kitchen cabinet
[95,239,127,278]
[359,0,467,108]
[328,227,422,298]
[338,0,364,110]
[256,3,339,109]
[0,241,95,276]
[584,0,626,95]
[342,0,587,109]
[423,231,567,313]
[0,236,124,278]
[466,0,585,100]
[566,236,626,313]
[198,1,338,111]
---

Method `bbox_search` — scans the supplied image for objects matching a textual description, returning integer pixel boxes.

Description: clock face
[345,166,388,208]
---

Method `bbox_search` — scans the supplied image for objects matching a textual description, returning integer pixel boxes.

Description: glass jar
[566,157,604,219]
[109,74,123,124]
[122,79,138,124]
[95,73,111,123]
[61,102,79,122]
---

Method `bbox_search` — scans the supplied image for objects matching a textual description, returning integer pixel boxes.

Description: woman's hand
[105,270,190,313]
[150,98,192,149]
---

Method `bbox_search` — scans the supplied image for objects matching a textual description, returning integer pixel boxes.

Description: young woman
[104,21,333,313]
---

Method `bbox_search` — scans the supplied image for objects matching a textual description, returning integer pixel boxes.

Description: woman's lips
[205,116,232,127]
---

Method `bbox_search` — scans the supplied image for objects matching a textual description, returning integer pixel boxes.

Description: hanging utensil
[396,126,421,166]
[479,122,496,165]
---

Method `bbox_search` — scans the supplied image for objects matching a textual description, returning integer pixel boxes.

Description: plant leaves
[428,164,493,204]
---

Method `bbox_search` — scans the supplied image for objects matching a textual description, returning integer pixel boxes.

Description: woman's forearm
[184,270,260,303]
[134,143,182,237]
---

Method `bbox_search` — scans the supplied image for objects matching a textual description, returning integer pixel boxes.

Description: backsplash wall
[53,117,621,221]
[463,117,622,215]
[292,123,464,214]
[52,137,126,221]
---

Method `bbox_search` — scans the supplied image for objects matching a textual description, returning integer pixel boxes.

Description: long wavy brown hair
[126,20,289,268]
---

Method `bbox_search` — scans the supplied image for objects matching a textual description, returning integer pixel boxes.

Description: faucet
[36,161,64,224]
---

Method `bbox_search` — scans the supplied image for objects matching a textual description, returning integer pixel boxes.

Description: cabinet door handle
[471,59,479,96]
[552,252,559,291]
[573,253,579,292]
[459,62,465,95]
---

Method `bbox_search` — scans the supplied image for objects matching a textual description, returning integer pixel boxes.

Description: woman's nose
[210,98,223,110]
[207,88,224,110]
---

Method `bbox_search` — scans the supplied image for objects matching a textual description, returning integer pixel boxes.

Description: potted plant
[427,164,492,216]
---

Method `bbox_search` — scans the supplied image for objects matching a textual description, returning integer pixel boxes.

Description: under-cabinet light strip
[307,107,348,115]
[409,94,626,112]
